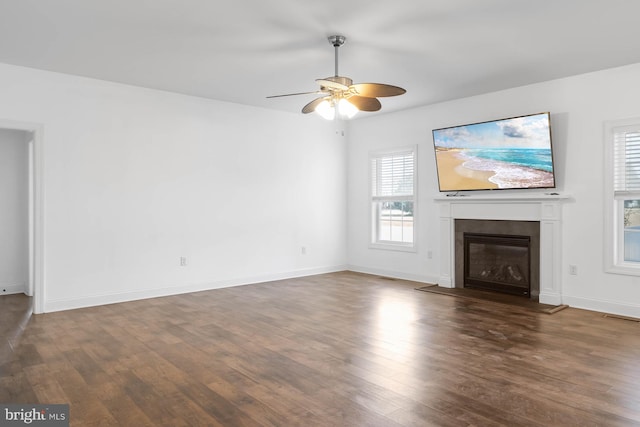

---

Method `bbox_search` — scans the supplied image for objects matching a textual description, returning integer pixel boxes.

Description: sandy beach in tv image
[433,113,555,191]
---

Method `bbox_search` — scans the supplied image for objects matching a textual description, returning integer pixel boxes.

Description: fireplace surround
[436,194,567,305]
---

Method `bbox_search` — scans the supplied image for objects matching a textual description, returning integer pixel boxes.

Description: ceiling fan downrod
[328,35,346,77]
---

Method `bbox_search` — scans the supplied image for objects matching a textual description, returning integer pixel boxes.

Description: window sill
[605,263,640,277]
[369,242,417,253]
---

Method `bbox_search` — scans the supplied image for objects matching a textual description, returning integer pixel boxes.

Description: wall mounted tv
[432,112,556,192]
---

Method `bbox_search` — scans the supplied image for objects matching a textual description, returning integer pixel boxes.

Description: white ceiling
[2,1,640,117]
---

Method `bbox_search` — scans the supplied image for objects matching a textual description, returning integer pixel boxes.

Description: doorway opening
[0,120,43,314]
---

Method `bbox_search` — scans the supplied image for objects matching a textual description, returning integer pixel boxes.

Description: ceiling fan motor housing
[324,76,353,87]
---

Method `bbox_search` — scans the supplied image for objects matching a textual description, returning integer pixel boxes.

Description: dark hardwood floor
[1,271,640,426]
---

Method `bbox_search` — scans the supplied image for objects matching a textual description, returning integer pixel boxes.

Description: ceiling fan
[267,35,406,120]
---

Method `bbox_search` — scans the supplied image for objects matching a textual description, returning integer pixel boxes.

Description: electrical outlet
[569,265,577,275]
[180,256,187,266]
[301,247,307,255]
[427,250,433,259]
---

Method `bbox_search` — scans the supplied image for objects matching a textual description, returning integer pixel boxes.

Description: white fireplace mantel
[435,193,569,305]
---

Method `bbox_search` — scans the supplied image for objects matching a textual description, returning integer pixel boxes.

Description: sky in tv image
[433,113,555,191]
[433,113,551,149]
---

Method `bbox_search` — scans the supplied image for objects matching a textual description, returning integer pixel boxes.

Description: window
[370,147,416,250]
[605,119,640,274]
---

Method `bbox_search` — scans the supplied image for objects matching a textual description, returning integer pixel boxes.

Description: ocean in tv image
[433,113,556,191]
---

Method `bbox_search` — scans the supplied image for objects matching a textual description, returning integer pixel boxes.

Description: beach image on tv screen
[432,113,555,191]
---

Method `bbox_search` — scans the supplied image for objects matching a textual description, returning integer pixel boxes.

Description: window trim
[604,118,640,275]
[369,146,417,252]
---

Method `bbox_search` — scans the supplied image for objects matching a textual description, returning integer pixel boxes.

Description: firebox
[454,219,540,299]
[463,233,531,297]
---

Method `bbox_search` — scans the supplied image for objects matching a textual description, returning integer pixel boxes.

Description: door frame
[0,119,44,314]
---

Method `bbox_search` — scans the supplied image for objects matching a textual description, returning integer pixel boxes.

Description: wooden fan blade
[266,91,323,98]
[302,97,328,114]
[348,95,381,112]
[351,83,406,98]
[316,78,349,91]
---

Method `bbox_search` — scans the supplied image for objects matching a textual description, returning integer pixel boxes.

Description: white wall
[0,63,347,312]
[4,57,640,317]
[347,62,640,318]
[0,129,29,294]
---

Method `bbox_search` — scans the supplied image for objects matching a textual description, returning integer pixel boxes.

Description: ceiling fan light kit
[267,35,406,120]
[316,97,359,120]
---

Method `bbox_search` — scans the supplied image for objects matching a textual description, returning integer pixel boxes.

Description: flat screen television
[432,112,556,192]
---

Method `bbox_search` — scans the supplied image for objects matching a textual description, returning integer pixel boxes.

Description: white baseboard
[45,265,640,320]
[348,268,639,319]
[346,264,437,284]
[1,283,26,295]
[44,265,348,313]
[562,295,640,319]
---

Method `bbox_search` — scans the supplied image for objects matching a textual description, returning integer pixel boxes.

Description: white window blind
[371,151,415,199]
[613,126,640,196]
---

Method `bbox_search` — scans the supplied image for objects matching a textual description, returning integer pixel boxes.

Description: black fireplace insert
[463,232,531,297]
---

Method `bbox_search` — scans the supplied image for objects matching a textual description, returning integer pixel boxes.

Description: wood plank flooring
[1,271,640,426]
